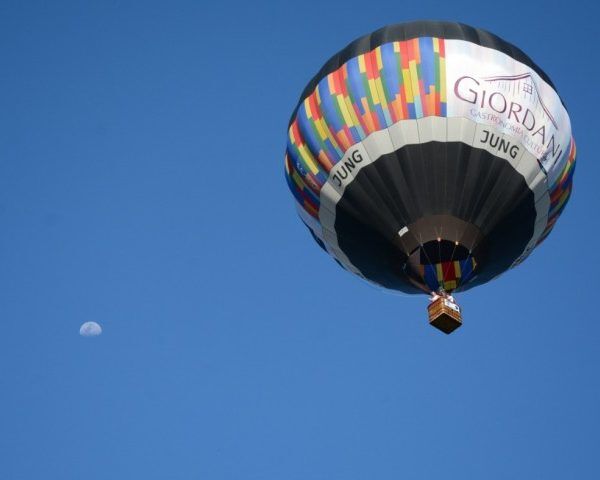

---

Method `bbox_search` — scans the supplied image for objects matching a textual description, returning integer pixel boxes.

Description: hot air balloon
[284,21,576,333]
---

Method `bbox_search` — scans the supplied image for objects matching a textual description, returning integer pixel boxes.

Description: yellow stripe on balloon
[367,78,380,105]
[291,170,306,189]
[375,77,388,108]
[402,68,413,103]
[298,145,320,174]
[314,117,329,141]
[343,96,362,130]
[375,47,383,71]
[409,60,420,100]
[303,97,313,119]
[337,95,355,128]
[317,118,342,153]
[454,260,461,277]
[358,55,366,73]
[436,263,444,281]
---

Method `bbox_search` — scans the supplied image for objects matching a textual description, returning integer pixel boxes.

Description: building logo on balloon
[449,67,567,177]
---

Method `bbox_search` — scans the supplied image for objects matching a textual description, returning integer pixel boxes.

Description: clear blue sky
[1,1,598,479]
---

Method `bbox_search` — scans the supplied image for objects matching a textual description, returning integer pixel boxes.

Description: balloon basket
[428,297,462,334]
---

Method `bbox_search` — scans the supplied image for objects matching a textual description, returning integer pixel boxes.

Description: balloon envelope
[285,21,575,294]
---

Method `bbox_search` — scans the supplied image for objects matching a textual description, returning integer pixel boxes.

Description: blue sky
[1,1,599,479]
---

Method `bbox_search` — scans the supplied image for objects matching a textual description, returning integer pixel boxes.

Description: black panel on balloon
[334,142,537,293]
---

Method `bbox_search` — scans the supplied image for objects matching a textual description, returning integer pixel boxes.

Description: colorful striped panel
[285,37,447,217]
[537,137,577,244]
[421,257,477,292]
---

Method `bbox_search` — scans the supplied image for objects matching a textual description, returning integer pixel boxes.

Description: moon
[79,321,102,337]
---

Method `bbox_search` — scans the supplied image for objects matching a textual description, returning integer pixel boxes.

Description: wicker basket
[427,297,462,334]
